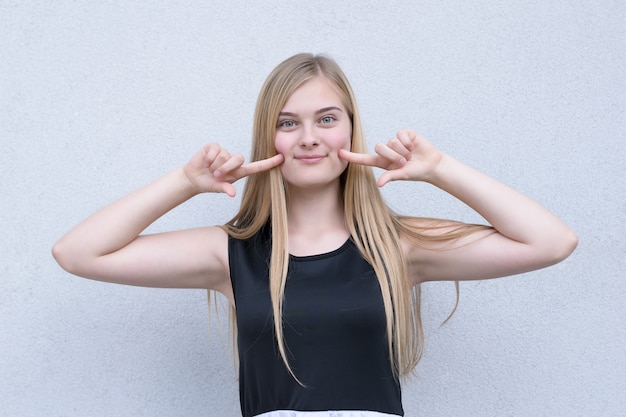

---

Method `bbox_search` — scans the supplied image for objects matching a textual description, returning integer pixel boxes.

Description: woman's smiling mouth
[295,155,326,163]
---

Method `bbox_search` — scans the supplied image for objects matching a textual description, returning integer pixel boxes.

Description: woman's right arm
[52,144,283,293]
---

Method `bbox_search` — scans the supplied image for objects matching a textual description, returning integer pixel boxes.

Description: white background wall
[2,1,624,416]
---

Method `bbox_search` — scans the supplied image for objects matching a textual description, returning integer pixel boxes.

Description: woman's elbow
[51,239,81,275]
[549,229,579,265]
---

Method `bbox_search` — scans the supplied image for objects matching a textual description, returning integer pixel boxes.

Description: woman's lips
[295,155,325,163]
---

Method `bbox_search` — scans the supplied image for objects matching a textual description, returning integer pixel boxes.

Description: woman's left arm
[339,130,579,282]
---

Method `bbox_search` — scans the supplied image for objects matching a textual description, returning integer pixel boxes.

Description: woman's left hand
[339,129,444,186]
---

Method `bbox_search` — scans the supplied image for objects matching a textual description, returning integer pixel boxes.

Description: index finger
[239,153,285,176]
[338,149,384,168]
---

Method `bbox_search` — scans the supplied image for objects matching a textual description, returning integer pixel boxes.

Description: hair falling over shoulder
[216,53,493,382]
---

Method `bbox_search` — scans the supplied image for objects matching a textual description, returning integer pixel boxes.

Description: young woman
[52,53,578,417]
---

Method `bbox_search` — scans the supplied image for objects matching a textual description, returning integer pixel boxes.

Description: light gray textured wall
[2,1,624,416]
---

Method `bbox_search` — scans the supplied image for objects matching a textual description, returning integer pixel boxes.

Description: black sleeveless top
[228,226,404,417]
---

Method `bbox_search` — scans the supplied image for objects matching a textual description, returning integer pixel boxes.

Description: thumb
[219,182,237,197]
[377,169,408,187]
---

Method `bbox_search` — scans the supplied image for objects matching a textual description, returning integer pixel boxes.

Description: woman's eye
[320,116,335,124]
[279,120,295,128]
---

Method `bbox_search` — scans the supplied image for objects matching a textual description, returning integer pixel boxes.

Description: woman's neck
[285,182,349,256]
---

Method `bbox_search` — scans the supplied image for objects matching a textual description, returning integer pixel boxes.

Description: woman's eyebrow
[279,106,343,117]
[315,106,343,114]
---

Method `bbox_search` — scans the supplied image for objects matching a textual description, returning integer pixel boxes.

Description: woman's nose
[298,126,319,147]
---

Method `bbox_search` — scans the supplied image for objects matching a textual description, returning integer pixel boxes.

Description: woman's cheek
[274,134,289,155]
[330,130,352,152]
[331,122,352,151]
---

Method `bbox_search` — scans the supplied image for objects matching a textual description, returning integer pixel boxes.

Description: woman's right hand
[183,143,284,197]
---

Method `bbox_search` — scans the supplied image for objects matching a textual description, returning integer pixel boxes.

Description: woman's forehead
[281,76,348,112]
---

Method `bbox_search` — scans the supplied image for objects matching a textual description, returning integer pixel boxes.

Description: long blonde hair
[220,53,490,381]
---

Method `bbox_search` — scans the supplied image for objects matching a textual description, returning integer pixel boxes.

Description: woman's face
[274,76,352,190]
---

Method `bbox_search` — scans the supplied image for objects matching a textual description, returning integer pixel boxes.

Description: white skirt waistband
[254,411,401,417]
